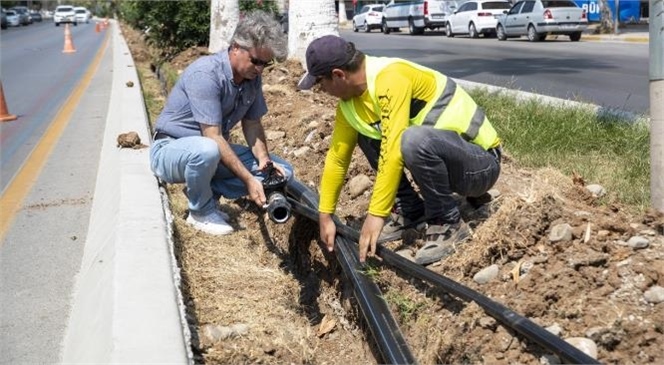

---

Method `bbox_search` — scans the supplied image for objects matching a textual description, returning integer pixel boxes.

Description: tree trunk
[339,1,348,24]
[288,0,338,64]
[209,0,240,54]
[598,0,614,33]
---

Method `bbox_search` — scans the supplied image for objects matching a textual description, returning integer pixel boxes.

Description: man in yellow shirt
[298,35,501,265]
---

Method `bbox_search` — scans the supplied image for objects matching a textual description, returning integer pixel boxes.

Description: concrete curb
[62,20,191,364]
[582,34,649,43]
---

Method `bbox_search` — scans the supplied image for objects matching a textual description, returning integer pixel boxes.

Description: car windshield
[6,10,16,15]
[482,1,512,9]
[57,7,73,12]
[75,10,86,13]
[372,6,384,11]
[542,0,577,7]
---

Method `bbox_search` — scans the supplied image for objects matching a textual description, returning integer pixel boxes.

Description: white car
[53,5,77,26]
[74,7,91,24]
[446,0,512,38]
[353,4,385,33]
[496,0,588,42]
[5,10,21,27]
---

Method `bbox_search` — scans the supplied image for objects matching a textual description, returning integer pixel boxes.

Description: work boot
[415,219,471,265]
[186,209,234,236]
[380,208,425,241]
[466,192,493,210]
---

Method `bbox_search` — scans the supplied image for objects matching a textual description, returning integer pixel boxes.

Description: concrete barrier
[62,21,191,364]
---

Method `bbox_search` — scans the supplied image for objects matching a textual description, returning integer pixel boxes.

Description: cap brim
[297,73,317,90]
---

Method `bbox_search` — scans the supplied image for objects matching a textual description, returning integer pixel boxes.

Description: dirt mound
[121,23,664,364]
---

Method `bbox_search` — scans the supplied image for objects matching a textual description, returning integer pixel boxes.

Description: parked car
[446,0,511,38]
[54,5,77,26]
[74,6,91,24]
[353,3,384,33]
[11,6,31,25]
[496,0,587,42]
[1,9,7,29]
[29,11,42,22]
[4,9,20,27]
[383,0,455,35]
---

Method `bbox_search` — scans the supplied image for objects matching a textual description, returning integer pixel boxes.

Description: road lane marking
[0,30,110,244]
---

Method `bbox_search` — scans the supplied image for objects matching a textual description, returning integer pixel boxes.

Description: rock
[617,236,649,249]
[265,130,286,141]
[540,354,561,365]
[348,174,372,198]
[477,316,497,330]
[586,184,606,197]
[231,323,249,336]
[307,121,319,129]
[545,323,563,337]
[304,130,316,143]
[564,337,598,359]
[549,223,573,243]
[473,264,499,284]
[293,146,310,157]
[395,249,415,262]
[644,285,664,303]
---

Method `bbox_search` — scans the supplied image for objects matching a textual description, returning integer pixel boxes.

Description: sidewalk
[582,22,649,43]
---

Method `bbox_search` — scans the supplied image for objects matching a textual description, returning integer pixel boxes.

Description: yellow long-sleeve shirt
[319,61,439,217]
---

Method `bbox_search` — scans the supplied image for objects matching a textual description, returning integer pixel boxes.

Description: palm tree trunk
[209,0,240,54]
[288,0,338,63]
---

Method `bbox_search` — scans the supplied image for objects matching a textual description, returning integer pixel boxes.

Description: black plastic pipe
[285,179,417,365]
[285,179,599,365]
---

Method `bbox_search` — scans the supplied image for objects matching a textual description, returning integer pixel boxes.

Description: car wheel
[527,25,540,42]
[469,23,479,38]
[446,22,454,37]
[569,32,581,42]
[364,21,370,33]
[497,25,507,41]
[353,21,358,32]
[382,19,390,34]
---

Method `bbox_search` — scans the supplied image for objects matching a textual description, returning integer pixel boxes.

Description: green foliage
[239,0,279,15]
[470,89,651,211]
[118,0,210,58]
[385,292,424,322]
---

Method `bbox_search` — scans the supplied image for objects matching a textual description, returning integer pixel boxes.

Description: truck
[382,0,459,35]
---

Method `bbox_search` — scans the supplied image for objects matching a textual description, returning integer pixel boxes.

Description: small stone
[564,337,597,359]
[231,323,249,336]
[540,354,561,365]
[265,130,286,141]
[597,230,610,237]
[348,174,373,199]
[549,223,573,243]
[620,236,649,249]
[545,323,563,337]
[586,184,606,197]
[478,316,497,330]
[126,80,134,87]
[293,146,310,157]
[644,285,664,303]
[473,264,499,284]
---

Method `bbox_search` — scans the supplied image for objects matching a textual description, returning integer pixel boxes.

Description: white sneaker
[186,209,234,235]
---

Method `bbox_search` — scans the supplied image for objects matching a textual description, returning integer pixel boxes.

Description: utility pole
[614,0,620,34]
[651,0,664,212]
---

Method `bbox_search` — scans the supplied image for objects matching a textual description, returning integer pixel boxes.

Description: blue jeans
[401,127,500,223]
[150,136,293,214]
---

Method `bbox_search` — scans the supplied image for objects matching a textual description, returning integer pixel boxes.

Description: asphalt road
[0,20,110,363]
[342,29,649,115]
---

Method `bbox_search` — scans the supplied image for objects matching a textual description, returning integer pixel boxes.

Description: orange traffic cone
[63,24,76,53]
[0,82,17,123]
[95,22,100,33]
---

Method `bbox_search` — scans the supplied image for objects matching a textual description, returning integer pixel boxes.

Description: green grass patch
[385,292,425,322]
[470,89,650,211]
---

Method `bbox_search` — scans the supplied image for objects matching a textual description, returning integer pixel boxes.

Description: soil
[121,24,664,365]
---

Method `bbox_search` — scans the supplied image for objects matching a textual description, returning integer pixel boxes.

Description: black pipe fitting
[266,191,291,224]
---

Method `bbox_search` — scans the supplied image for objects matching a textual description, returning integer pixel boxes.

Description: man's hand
[358,214,385,263]
[319,213,336,253]
[247,178,267,207]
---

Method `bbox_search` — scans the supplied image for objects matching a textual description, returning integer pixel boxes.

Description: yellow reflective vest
[338,56,499,150]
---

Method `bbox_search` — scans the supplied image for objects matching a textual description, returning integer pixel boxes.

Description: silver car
[496,0,588,42]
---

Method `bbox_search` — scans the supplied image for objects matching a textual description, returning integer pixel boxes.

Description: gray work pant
[359,126,500,224]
